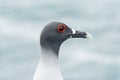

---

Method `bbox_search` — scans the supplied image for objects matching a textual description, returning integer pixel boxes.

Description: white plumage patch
[71,29,76,34]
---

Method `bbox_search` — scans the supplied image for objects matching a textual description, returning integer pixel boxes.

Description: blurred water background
[0,0,120,80]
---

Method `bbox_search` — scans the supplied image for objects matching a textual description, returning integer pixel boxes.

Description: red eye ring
[57,24,66,33]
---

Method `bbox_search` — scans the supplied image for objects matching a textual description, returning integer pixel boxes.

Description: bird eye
[57,24,66,33]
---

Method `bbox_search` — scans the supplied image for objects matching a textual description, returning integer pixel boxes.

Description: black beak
[69,29,93,39]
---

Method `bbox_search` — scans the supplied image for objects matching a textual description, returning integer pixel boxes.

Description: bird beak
[69,29,93,39]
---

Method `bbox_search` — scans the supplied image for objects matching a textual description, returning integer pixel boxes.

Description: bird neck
[33,47,63,80]
[40,40,61,56]
[40,46,60,66]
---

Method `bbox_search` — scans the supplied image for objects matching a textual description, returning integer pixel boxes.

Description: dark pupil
[59,26,64,31]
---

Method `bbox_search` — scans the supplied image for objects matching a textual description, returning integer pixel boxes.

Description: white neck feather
[33,47,63,80]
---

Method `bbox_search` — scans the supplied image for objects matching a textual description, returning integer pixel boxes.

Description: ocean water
[0,0,120,80]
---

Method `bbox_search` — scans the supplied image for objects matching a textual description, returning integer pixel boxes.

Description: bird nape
[33,22,92,80]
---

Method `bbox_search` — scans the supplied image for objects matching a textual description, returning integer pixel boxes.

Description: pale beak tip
[86,32,93,39]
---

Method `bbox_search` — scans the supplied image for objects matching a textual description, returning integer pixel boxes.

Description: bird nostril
[80,32,86,35]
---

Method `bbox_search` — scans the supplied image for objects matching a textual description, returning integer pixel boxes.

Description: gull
[33,22,92,80]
